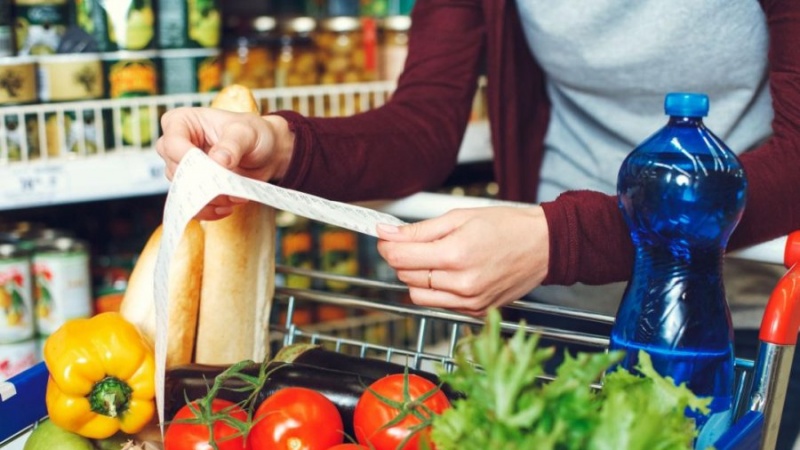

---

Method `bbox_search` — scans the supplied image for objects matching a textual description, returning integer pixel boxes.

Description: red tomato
[353,373,450,450]
[165,398,248,450]
[326,445,368,450]
[247,387,344,450]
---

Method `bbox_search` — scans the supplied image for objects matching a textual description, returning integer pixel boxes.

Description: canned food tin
[280,214,314,290]
[0,242,35,344]
[158,0,222,49]
[37,52,104,102]
[74,0,155,51]
[0,0,13,57]
[0,56,37,105]
[2,113,40,161]
[320,224,358,292]
[103,50,158,147]
[104,50,158,98]
[12,0,69,55]
[32,237,92,336]
[160,47,221,95]
[45,110,102,157]
[0,338,37,381]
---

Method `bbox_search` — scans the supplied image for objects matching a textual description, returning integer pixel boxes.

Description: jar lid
[664,92,709,117]
[320,16,361,32]
[382,15,411,32]
[279,16,317,35]
[253,16,277,33]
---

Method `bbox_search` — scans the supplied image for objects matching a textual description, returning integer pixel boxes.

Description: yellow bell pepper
[43,312,156,439]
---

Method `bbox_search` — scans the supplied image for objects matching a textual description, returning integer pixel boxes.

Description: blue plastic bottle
[611,93,747,448]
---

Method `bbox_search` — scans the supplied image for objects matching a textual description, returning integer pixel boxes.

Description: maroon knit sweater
[274,0,800,287]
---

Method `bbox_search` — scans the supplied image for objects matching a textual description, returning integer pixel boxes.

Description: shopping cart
[2,232,800,449]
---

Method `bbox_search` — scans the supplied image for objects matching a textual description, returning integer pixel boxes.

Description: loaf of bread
[121,85,277,367]
[194,85,277,364]
[120,220,204,368]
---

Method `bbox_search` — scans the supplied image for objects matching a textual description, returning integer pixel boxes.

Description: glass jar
[275,16,319,87]
[315,16,374,85]
[379,15,410,82]
[222,15,277,89]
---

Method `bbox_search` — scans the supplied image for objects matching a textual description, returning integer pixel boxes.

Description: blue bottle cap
[664,92,709,117]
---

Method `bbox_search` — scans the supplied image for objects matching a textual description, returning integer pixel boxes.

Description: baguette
[120,220,204,368]
[194,85,277,364]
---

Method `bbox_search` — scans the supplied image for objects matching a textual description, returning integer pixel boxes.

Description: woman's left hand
[376,206,550,316]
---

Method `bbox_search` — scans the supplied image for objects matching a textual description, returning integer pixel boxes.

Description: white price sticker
[3,166,67,201]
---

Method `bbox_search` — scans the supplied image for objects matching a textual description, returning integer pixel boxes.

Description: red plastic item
[759,231,800,345]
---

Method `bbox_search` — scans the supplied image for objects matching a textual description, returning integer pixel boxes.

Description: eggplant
[164,344,460,438]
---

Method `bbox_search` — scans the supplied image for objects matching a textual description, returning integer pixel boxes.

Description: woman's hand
[155,107,295,220]
[376,206,550,316]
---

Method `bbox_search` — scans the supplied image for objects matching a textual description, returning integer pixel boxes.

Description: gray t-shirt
[515,0,778,328]
[515,0,773,202]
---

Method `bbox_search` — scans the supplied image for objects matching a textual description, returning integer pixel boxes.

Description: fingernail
[377,223,400,234]
[212,150,232,167]
[215,206,234,217]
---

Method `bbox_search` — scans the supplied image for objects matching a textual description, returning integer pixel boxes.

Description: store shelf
[0,81,492,210]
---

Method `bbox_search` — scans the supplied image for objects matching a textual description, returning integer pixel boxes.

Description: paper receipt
[153,148,406,431]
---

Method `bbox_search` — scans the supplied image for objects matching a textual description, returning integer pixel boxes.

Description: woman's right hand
[155,107,295,220]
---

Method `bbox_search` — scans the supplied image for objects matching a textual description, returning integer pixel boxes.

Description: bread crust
[195,202,276,363]
[194,85,277,364]
[120,220,204,368]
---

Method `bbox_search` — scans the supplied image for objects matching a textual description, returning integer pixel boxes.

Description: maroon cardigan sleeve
[272,1,486,202]
[540,0,800,286]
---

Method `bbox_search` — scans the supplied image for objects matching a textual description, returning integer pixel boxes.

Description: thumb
[377,215,459,243]
[208,121,261,171]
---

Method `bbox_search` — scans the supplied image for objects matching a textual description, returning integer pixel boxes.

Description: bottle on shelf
[610,92,747,448]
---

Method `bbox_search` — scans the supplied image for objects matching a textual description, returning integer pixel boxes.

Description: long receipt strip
[152,148,407,431]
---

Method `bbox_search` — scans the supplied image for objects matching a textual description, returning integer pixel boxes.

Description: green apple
[24,419,94,450]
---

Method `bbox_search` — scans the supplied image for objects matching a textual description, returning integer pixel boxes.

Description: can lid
[664,92,709,117]
[253,16,277,33]
[320,16,361,32]
[279,16,317,35]
[382,15,411,31]
[0,242,19,257]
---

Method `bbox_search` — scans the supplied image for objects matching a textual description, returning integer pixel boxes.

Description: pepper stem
[88,377,133,418]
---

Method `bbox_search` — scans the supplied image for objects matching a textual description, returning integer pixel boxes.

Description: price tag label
[0,165,67,203]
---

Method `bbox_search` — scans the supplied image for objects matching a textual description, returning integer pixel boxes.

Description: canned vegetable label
[0,57,37,105]
[45,110,102,157]
[0,0,12,57]
[0,338,37,381]
[160,48,221,95]
[320,226,358,291]
[37,53,104,102]
[13,0,69,55]
[105,51,158,98]
[281,218,314,290]
[33,239,92,336]
[2,113,40,161]
[158,0,221,49]
[75,0,154,51]
[104,51,158,147]
[0,244,35,343]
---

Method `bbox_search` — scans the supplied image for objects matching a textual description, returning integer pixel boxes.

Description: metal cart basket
[3,236,800,450]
